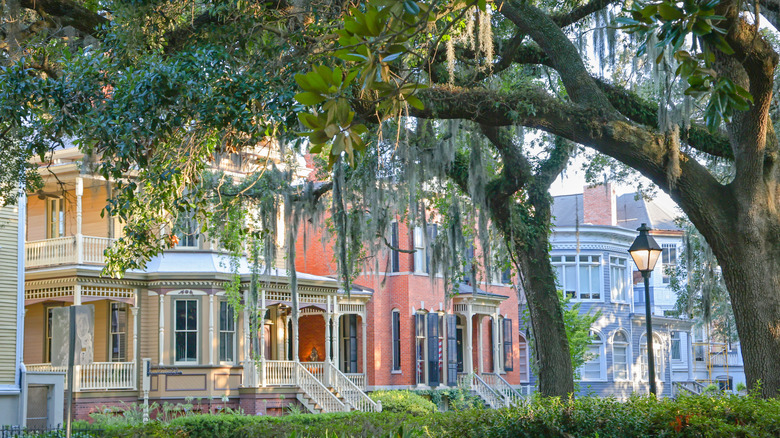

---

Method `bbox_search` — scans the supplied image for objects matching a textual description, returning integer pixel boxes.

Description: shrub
[369,391,436,416]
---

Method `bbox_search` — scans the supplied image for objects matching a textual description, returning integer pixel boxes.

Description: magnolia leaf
[295,92,326,106]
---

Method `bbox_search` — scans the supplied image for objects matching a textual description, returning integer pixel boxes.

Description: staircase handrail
[482,372,523,406]
[295,362,348,413]
[461,373,504,409]
[328,362,382,412]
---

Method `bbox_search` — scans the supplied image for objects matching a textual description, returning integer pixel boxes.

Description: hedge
[92,394,780,438]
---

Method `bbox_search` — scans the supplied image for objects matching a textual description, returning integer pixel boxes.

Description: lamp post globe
[628,223,663,396]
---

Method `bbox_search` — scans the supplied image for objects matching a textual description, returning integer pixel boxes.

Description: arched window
[391,309,401,371]
[640,333,664,381]
[581,330,605,381]
[612,331,630,381]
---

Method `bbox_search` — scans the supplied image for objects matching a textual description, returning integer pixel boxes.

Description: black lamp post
[628,223,663,396]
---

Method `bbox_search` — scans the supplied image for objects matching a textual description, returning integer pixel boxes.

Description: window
[390,222,400,273]
[503,319,514,371]
[391,310,401,371]
[552,255,602,300]
[610,256,629,302]
[44,306,61,362]
[671,331,681,361]
[46,197,65,238]
[340,315,358,373]
[413,224,438,274]
[612,331,629,381]
[109,303,128,362]
[415,313,426,384]
[640,334,664,381]
[219,301,236,363]
[661,244,677,284]
[580,331,605,381]
[174,300,198,363]
[175,212,199,248]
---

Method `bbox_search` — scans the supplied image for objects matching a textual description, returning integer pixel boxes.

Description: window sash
[110,303,128,362]
[390,223,400,273]
[392,311,401,371]
[552,255,601,301]
[219,302,236,363]
[613,344,629,380]
[174,300,198,363]
[581,343,603,380]
[47,198,65,238]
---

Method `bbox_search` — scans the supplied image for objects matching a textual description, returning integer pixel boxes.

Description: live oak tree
[5,0,780,398]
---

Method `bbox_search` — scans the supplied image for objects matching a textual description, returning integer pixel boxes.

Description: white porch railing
[82,236,114,264]
[25,236,76,268]
[265,360,297,386]
[481,373,523,406]
[328,363,381,412]
[304,362,325,382]
[709,350,744,367]
[25,236,115,268]
[295,362,348,413]
[345,373,366,390]
[459,373,504,409]
[26,362,135,391]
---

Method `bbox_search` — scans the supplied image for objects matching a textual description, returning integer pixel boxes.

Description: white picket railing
[459,373,504,409]
[304,362,325,382]
[265,360,297,386]
[295,362,348,413]
[345,373,366,390]
[26,236,76,268]
[82,236,114,264]
[25,362,135,391]
[328,363,381,412]
[26,235,116,268]
[481,373,523,406]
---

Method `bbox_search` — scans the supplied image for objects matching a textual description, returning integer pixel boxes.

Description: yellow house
[0,200,26,426]
[22,147,377,420]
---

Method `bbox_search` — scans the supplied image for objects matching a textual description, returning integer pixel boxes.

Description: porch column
[131,306,139,389]
[242,291,253,387]
[465,304,474,375]
[208,295,214,366]
[492,313,501,374]
[324,310,332,386]
[259,307,267,387]
[158,294,164,365]
[687,332,694,380]
[478,316,484,374]
[76,177,83,264]
[73,284,82,306]
[333,313,340,369]
[361,316,367,376]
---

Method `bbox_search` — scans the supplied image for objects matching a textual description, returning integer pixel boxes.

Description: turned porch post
[75,177,83,264]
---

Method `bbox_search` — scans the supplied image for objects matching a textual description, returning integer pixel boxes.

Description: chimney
[582,183,617,226]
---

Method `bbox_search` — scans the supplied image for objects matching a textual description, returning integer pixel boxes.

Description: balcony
[26,235,115,269]
[26,362,136,391]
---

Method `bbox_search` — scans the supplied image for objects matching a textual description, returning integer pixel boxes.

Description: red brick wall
[298,314,326,361]
[294,216,528,388]
[583,183,616,226]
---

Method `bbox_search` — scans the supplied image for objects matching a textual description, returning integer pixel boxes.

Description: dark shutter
[391,223,400,273]
[392,311,401,370]
[503,319,514,371]
[426,224,438,274]
[427,312,440,387]
[446,314,458,386]
[464,245,475,284]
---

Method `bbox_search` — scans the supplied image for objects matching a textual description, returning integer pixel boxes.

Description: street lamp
[628,223,663,396]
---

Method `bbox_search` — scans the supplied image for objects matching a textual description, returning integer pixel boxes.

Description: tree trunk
[699,199,780,398]
[489,196,575,397]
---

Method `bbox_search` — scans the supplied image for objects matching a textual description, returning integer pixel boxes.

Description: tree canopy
[3,0,780,397]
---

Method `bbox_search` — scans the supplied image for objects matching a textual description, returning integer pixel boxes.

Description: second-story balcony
[25,235,116,269]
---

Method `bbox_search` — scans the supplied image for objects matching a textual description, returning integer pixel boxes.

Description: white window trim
[552,254,604,302]
[639,333,665,382]
[218,300,237,365]
[609,256,630,304]
[661,243,678,284]
[174,299,199,365]
[611,330,631,382]
[579,329,607,382]
[670,331,683,363]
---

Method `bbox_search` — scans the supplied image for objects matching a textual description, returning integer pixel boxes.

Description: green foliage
[411,388,486,411]
[616,0,752,132]
[369,390,437,416]
[560,292,602,380]
[91,395,780,438]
